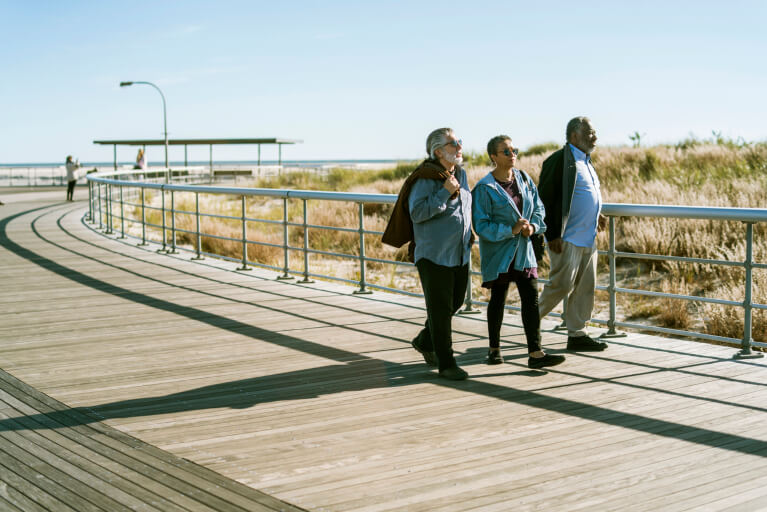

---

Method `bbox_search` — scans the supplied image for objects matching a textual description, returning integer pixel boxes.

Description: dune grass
[128,137,767,344]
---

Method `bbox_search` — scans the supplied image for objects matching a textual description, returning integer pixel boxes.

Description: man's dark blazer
[537,144,578,242]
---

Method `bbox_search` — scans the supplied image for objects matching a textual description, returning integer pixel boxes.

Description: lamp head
[119,81,133,87]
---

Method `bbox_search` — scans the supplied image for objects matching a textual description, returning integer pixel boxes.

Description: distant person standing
[65,155,81,202]
[537,117,608,351]
[382,128,473,380]
[134,148,147,170]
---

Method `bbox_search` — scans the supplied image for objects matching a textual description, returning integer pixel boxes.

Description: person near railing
[537,116,608,351]
[65,155,81,202]
[134,148,147,170]
[383,128,473,381]
[472,135,566,369]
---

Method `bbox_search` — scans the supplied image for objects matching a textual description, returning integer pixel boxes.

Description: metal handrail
[87,169,766,358]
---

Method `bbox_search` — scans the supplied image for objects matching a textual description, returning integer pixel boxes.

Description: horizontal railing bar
[602,203,767,223]
[291,246,358,260]
[607,251,745,268]
[613,287,742,306]
[612,320,741,345]
[245,239,286,250]
[294,222,359,234]
[363,256,415,268]
[90,172,767,223]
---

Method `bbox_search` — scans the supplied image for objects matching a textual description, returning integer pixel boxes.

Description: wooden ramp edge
[0,367,308,512]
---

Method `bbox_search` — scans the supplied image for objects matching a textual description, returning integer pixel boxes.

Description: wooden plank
[0,456,85,512]
[0,477,50,512]
[0,370,307,512]
[0,411,171,511]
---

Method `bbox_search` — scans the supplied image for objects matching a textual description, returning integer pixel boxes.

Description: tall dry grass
[128,141,767,343]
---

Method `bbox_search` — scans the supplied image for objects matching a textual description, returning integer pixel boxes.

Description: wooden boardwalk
[2,193,767,511]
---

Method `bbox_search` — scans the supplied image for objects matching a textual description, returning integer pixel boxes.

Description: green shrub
[524,142,560,156]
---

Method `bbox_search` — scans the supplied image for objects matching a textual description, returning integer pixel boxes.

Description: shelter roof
[93,138,302,146]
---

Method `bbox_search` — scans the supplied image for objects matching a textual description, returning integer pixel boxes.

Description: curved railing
[86,169,767,358]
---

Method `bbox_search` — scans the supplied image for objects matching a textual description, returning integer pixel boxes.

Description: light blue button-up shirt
[562,143,602,248]
[408,167,473,267]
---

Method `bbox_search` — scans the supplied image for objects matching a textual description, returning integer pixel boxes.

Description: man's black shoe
[567,335,608,352]
[438,366,468,381]
[528,353,566,369]
[411,338,437,366]
[486,349,503,365]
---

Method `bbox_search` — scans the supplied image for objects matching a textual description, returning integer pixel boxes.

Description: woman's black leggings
[487,277,542,353]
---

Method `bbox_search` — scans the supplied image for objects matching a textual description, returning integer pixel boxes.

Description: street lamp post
[120,81,169,169]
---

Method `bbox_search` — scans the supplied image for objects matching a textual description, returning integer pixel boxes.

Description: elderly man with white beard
[382,127,474,380]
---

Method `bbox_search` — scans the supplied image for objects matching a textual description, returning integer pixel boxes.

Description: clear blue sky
[1,1,765,164]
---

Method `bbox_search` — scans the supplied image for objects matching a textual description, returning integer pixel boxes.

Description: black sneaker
[438,366,468,381]
[528,353,566,369]
[411,337,437,366]
[486,349,503,365]
[567,335,608,352]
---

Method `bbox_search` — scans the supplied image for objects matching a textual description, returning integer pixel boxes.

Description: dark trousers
[487,277,542,353]
[414,259,469,371]
[66,180,76,201]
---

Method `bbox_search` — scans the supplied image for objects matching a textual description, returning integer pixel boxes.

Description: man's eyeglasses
[444,139,463,148]
[501,148,519,157]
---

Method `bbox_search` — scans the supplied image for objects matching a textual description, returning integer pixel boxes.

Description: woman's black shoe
[438,366,468,380]
[528,353,566,369]
[486,349,503,365]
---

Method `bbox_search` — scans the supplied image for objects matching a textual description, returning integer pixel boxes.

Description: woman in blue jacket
[472,135,565,369]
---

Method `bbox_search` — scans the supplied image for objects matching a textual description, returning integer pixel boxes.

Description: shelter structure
[93,138,303,169]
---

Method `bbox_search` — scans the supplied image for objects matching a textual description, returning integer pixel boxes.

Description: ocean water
[0,159,404,186]
[0,159,401,169]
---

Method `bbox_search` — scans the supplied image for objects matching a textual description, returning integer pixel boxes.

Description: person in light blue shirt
[563,143,602,247]
[407,127,473,381]
[537,117,608,351]
[472,135,565,369]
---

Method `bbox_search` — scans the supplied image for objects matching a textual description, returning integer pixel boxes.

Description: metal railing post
[87,180,94,223]
[460,245,480,314]
[157,186,167,253]
[191,191,204,260]
[167,189,178,254]
[97,183,104,231]
[138,188,148,246]
[602,216,626,338]
[277,197,293,280]
[299,198,314,283]
[737,223,763,358]
[354,202,372,294]
[237,195,251,271]
[118,185,126,239]
[105,184,114,234]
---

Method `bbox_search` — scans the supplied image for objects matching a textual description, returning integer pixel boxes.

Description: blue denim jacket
[471,169,546,282]
[408,166,473,267]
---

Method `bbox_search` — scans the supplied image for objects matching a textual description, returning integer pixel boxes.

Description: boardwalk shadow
[0,361,425,432]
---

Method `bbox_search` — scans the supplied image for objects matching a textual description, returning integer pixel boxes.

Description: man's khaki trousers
[538,240,597,337]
